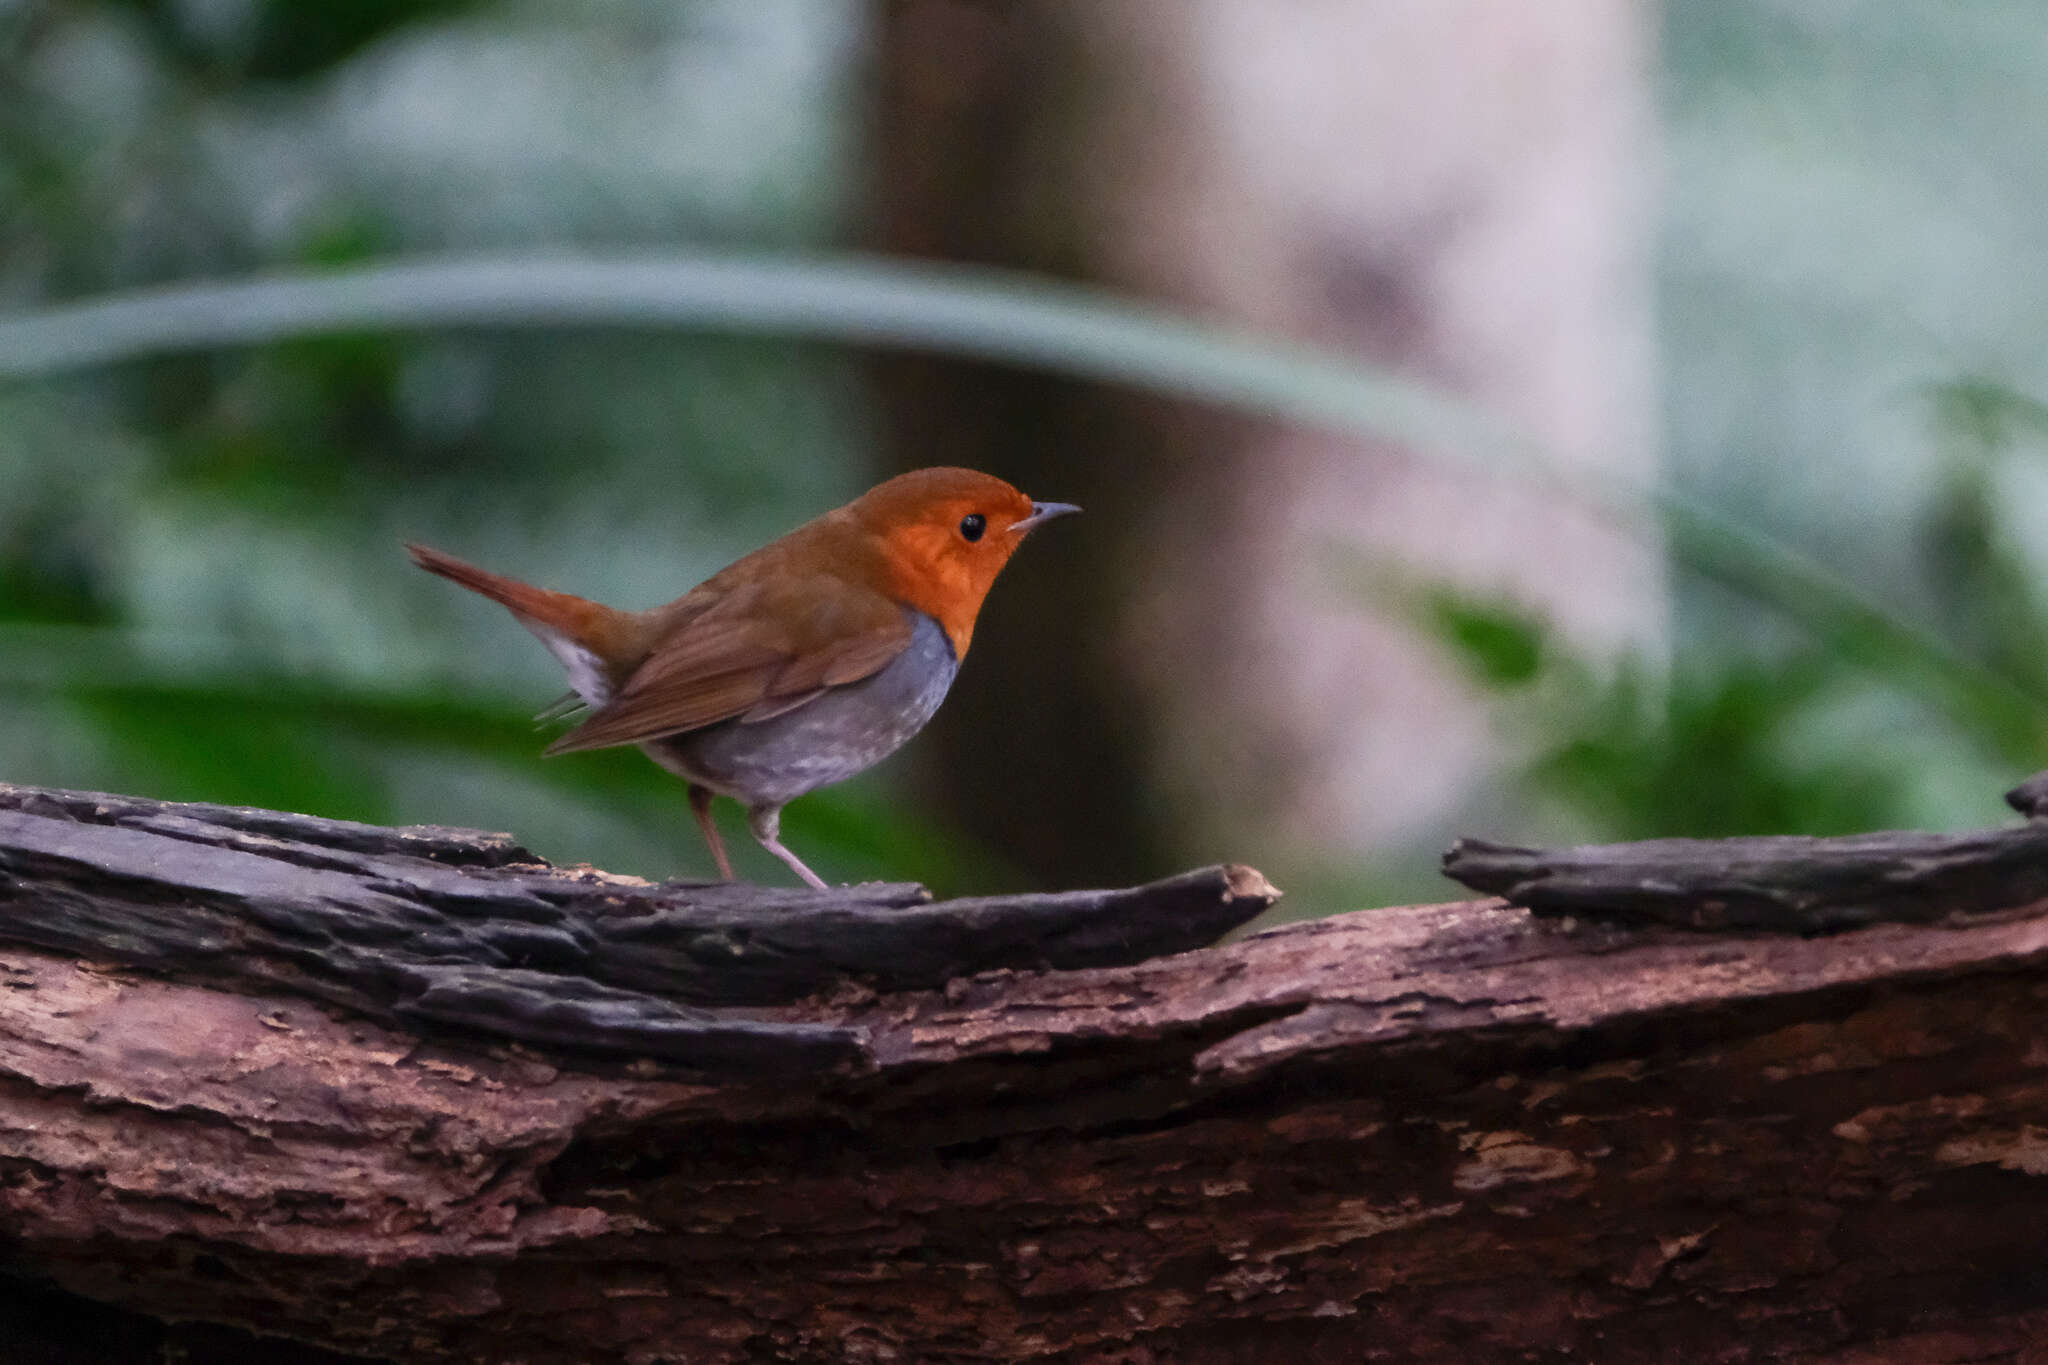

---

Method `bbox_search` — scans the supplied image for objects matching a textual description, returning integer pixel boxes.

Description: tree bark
[6,785,2048,1361]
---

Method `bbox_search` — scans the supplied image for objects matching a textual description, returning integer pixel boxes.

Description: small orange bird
[408,467,1078,888]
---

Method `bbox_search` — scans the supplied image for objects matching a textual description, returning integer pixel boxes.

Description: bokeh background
[6,0,2048,912]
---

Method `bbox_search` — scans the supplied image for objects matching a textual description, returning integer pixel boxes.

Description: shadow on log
[7,782,2048,1361]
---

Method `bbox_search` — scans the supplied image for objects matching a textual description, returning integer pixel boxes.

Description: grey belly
[640,610,959,809]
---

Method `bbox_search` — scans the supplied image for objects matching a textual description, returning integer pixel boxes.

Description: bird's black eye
[959,513,986,542]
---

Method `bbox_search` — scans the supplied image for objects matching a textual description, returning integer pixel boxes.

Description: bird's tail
[406,543,641,706]
[406,543,601,631]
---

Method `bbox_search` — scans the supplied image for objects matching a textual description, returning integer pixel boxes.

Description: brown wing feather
[544,573,912,754]
[730,625,916,725]
[766,623,919,696]
[739,688,828,724]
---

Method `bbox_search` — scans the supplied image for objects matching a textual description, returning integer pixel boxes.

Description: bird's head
[846,467,1079,658]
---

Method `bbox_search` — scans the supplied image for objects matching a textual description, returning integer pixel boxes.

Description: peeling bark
[4,785,2048,1361]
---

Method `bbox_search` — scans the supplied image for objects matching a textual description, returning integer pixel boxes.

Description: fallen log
[4,782,2048,1362]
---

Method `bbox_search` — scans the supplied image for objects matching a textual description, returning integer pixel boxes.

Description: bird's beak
[1011,501,1082,534]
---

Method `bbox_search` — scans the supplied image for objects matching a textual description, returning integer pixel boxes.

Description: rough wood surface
[1442,811,2048,932]
[6,785,2048,1361]
[2003,769,2048,817]
[0,782,1276,1075]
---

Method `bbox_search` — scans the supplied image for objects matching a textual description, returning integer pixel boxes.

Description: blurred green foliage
[7,0,2048,907]
[0,0,1573,902]
[1417,379,2048,848]
[105,0,495,81]
[0,0,922,887]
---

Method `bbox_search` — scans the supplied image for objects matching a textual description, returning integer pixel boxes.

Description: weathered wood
[0,782,1277,1075]
[1442,803,2048,932]
[6,784,2048,1361]
[2004,769,2048,817]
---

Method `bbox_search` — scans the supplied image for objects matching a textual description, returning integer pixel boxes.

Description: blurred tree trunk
[869,0,1662,893]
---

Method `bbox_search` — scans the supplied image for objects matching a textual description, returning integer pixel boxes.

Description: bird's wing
[543,574,912,754]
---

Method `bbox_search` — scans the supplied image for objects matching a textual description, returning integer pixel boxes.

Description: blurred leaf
[1661,497,2048,764]
[1527,656,1914,841]
[76,690,390,817]
[1336,552,1549,690]
[1919,379,2048,696]
[0,542,114,627]
[103,0,494,82]
[244,0,494,81]
[0,253,1516,468]
[1400,581,1964,842]
[1926,379,2048,451]
[1424,591,1546,690]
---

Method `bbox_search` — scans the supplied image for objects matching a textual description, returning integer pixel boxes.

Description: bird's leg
[688,784,734,881]
[747,804,827,890]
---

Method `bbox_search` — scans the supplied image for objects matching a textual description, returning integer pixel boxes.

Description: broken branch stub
[1443,773,2048,932]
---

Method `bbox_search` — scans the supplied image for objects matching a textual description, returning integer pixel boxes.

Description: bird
[407,467,1079,889]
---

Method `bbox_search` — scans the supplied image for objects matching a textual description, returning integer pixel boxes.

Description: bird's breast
[641,609,959,808]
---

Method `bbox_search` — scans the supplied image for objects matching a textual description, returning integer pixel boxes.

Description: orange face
[849,468,1078,658]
